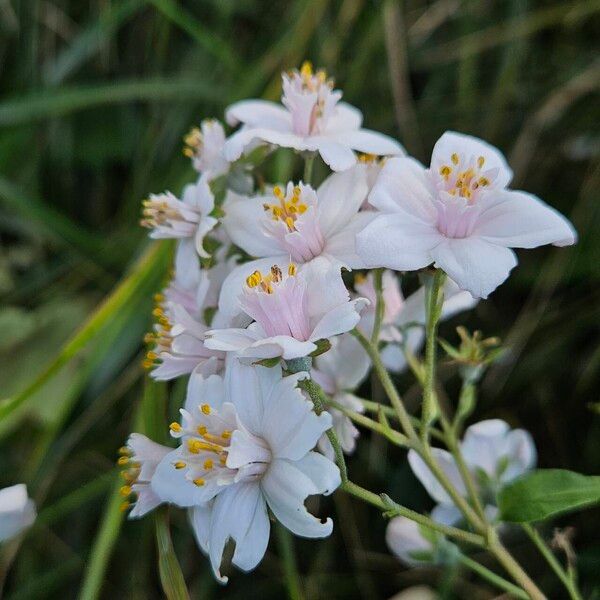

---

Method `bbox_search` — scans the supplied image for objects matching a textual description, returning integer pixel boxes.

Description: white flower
[141,177,218,259]
[205,258,367,360]
[150,358,340,582]
[312,334,370,458]
[183,119,230,181]
[408,419,537,525]
[0,484,36,542]
[354,270,477,372]
[356,131,577,298]
[144,245,228,381]
[224,62,403,172]
[219,167,373,320]
[386,517,437,567]
[120,434,171,518]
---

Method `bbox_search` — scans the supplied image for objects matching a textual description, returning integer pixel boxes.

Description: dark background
[0,0,598,598]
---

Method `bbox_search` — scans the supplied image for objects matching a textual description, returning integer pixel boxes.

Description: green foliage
[498,469,600,523]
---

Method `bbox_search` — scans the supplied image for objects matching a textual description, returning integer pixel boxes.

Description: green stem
[522,523,583,600]
[421,269,445,439]
[342,481,485,548]
[303,153,315,184]
[298,378,348,484]
[371,268,385,344]
[275,524,305,600]
[457,553,529,600]
[155,509,191,600]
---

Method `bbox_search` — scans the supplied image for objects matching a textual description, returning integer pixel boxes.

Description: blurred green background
[0,0,599,598]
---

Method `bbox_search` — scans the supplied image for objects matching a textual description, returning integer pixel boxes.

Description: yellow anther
[120,485,132,497]
[477,156,485,168]
[271,265,283,282]
[143,333,155,344]
[201,404,211,415]
[246,270,262,288]
[153,293,165,303]
[354,273,366,285]
[203,459,214,470]
[119,501,131,513]
[273,185,284,199]
[293,186,301,196]
[297,204,307,214]
[117,456,130,466]
[197,425,207,436]
[285,216,295,230]
[146,351,158,361]
[174,461,186,469]
[221,430,232,440]
[288,263,297,276]
[451,153,459,165]
[287,203,298,214]
[142,359,154,370]
[220,455,227,465]
[169,422,182,433]
[271,205,283,217]
[120,470,133,481]
[118,446,130,456]
[300,61,313,78]
[188,439,202,454]
[439,165,452,179]
[152,307,164,317]
[193,478,206,487]
[478,177,489,187]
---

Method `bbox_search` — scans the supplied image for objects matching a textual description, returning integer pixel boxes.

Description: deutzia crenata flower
[224,62,403,172]
[354,271,477,372]
[356,131,577,298]
[0,484,36,542]
[408,419,536,526]
[183,119,230,181]
[386,517,441,567]
[118,434,171,518]
[141,177,218,259]
[204,258,367,360]
[144,244,228,380]
[312,334,370,458]
[150,358,340,582]
[219,167,373,320]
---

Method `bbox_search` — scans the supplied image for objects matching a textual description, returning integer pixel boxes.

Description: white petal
[127,433,171,481]
[313,138,357,171]
[431,131,513,189]
[316,167,369,238]
[173,239,200,290]
[303,258,350,320]
[204,327,262,353]
[151,450,219,506]
[208,482,269,581]
[222,191,284,257]
[129,484,162,518]
[195,216,218,259]
[184,372,226,414]
[407,448,466,504]
[430,503,462,527]
[475,190,577,249]
[356,213,441,270]
[243,336,317,360]
[369,156,437,223]
[431,237,518,299]
[380,343,409,374]
[218,256,287,321]
[260,373,331,460]
[315,334,370,391]
[386,517,433,566]
[190,503,212,554]
[461,420,511,477]
[292,451,341,495]
[224,128,304,162]
[262,458,334,538]
[309,298,365,342]
[225,99,291,130]
[326,102,363,132]
[323,211,377,269]
[330,128,405,157]
[502,429,537,482]
[0,485,36,542]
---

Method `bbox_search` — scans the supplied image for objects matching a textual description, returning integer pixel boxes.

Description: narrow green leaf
[155,509,191,600]
[498,469,600,522]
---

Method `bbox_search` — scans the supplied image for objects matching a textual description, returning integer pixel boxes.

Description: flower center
[182,126,203,160]
[436,153,493,203]
[240,263,312,341]
[140,192,198,235]
[263,185,308,232]
[281,61,341,136]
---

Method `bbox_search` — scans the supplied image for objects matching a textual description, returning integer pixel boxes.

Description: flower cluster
[124,61,576,586]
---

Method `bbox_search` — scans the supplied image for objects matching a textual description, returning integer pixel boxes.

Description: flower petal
[502,429,537,482]
[330,128,405,157]
[225,99,292,130]
[323,211,377,269]
[386,516,433,566]
[313,138,357,171]
[431,237,518,299]
[356,213,441,270]
[407,448,466,504]
[309,298,366,342]
[224,128,305,162]
[189,503,212,554]
[326,102,363,132]
[475,190,577,249]
[262,458,335,538]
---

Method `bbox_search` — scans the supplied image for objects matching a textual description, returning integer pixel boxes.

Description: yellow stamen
[169,422,182,433]
[193,478,206,487]
[201,404,211,415]
[203,459,214,470]
[451,153,459,165]
[197,425,207,436]
[119,501,131,512]
[221,430,232,440]
[439,165,452,179]
[288,263,297,276]
[117,456,129,466]
[174,461,186,469]
[120,485,132,497]
[477,156,485,168]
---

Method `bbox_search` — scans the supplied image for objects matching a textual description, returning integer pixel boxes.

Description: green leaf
[155,509,191,600]
[498,469,600,522]
[253,357,282,368]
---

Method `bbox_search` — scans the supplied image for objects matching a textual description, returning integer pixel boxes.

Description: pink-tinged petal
[190,504,212,555]
[431,237,518,299]
[326,102,363,132]
[151,450,220,506]
[224,128,305,162]
[204,327,262,353]
[369,157,437,222]
[313,138,357,171]
[356,213,441,270]
[207,482,269,582]
[431,131,513,189]
[262,458,335,538]
[218,256,287,321]
[323,211,377,268]
[317,167,369,238]
[330,128,405,157]
[225,99,291,130]
[127,433,171,482]
[173,239,200,290]
[261,373,332,460]
[243,336,317,360]
[309,298,366,342]
[386,516,433,566]
[223,191,284,257]
[408,448,466,504]
[475,190,577,249]
[302,257,350,319]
